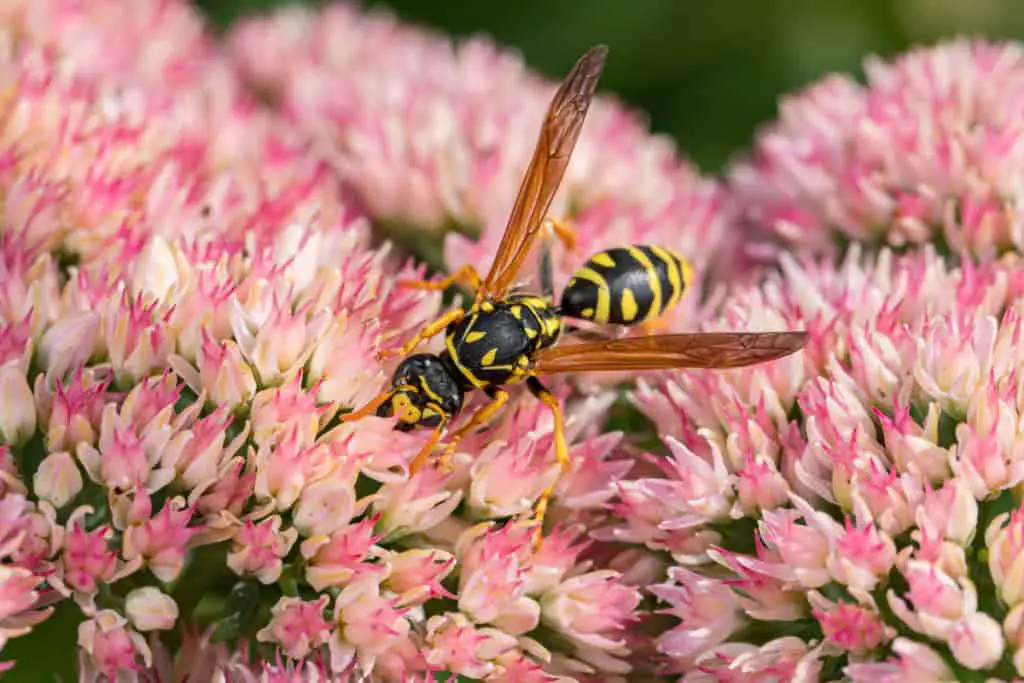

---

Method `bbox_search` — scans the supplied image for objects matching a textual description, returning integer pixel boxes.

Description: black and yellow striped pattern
[560,245,693,325]
[445,296,563,390]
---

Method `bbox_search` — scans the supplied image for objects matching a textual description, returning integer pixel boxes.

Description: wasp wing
[476,45,607,301]
[530,331,809,374]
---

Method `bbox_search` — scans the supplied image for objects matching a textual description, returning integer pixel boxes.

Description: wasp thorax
[376,354,464,431]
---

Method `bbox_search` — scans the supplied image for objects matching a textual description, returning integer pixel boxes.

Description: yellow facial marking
[591,251,616,269]
[481,348,498,366]
[465,330,487,343]
[620,287,639,322]
[390,394,421,425]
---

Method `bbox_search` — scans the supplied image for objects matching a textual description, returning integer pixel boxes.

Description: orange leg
[376,307,466,361]
[526,377,569,548]
[398,264,483,294]
[340,386,395,423]
[409,418,447,474]
[436,388,509,473]
[638,316,671,336]
[546,217,578,252]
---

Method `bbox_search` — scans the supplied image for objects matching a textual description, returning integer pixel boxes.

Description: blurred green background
[196,0,1024,173]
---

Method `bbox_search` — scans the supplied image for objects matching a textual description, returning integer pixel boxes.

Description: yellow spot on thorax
[465,330,487,343]
[481,348,498,366]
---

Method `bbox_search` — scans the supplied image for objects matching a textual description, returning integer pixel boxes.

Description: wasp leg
[436,386,509,473]
[409,416,447,474]
[340,386,394,423]
[638,317,671,336]
[526,376,568,547]
[398,264,483,294]
[539,217,578,301]
[376,307,466,361]
[546,217,578,252]
[539,226,555,300]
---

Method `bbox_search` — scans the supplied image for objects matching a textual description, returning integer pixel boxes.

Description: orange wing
[476,45,608,301]
[530,331,810,374]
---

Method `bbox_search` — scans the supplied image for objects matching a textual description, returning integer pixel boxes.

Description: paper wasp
[343,45,808,535]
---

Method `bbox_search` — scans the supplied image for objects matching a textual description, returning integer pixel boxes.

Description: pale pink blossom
[227,515,298,584]
[0,365,36,447]
[32,451,82,508]
[456,522,540,634]
[887,559,977,641]
[373,466,462,539]
[33,370,107,454]
[299,516,383,591]
[845,638,958,682]
[423,612,518,679]
[756,507,833,588]
[986,507,1024,607]
[53,508,121,599]
[540,570,639,671]
[77,609,152,680]
[249,373,330,450]
[256,595,332,661]
[382,548,456,605]
[75,398,182,493]
[329,575,411,675]
[466,437,560,519]
[916,477,978,545]
[1002,602,1024,675]
[524,526,589,596]
[650,567,743,665]
[291,474,359,539]
[809,592,892,655]
[683,636,828,682]
[948,612,1005,670]
[124,587,178,632]
[120,494,199,582]
[170,334,257,411]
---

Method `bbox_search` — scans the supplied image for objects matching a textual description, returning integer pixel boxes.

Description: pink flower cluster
[731,39,1024,263]
[6,0,1024,679]
[627,244,1024,678]
[0,0,647,680]
[227,3,729,328]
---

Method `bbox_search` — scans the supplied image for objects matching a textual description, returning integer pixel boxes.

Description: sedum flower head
[227,3,731,327]
[631,243,1024,678]
[731,39,1024,264]
[0,0,644,679]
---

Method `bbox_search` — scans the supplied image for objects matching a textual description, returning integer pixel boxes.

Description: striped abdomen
[559,245,693,325]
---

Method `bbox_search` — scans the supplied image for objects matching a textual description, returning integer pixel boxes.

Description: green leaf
[2,599,83,681]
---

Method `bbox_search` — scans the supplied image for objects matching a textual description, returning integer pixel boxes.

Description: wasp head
[377,354,464,431]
